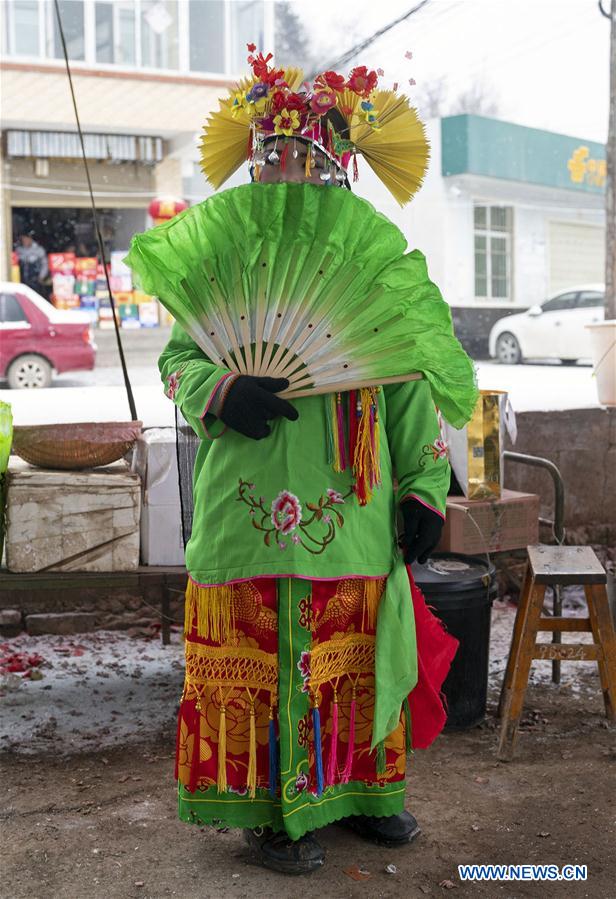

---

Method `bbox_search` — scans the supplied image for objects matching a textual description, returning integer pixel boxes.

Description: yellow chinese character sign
[567,146,606,188]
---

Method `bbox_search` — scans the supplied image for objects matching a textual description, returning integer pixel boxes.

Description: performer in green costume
[126,47,477,875]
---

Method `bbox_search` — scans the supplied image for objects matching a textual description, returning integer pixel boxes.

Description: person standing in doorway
[16,232,50,300]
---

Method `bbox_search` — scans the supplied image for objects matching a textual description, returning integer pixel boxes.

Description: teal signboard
[441,114,605,194]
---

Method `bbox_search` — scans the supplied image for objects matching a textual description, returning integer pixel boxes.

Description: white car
[488,284,605,364]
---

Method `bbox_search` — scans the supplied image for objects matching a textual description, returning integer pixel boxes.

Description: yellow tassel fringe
[353,388,381,505]
[184,580,236,643]
[362,578,383,631]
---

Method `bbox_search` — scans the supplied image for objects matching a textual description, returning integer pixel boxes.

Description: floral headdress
[200,45,430,206]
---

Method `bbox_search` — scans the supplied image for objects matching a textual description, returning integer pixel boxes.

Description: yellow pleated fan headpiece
[199,45,429,206]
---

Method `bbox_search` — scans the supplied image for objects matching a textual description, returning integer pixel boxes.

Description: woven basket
[11,421,143,470]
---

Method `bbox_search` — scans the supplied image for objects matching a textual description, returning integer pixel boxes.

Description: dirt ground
[2,678,614,899]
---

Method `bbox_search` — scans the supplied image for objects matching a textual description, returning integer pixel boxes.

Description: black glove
[400,498,444,565]
[218,375,299,440]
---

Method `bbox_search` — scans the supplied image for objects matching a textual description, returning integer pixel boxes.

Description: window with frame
[576,290,604,308]
[541,292,577,312]
[474,205,513,301]
[95,0,136,66]
[3,0,269,74]
[51,0,85,61]
[0,294,29,324]
[3,0,40,56]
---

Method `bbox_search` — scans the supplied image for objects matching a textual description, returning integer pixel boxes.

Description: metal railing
[503,451,566,683]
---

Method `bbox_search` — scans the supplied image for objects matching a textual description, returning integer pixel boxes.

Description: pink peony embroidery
[238,480,353,554]
[419,438,449,468]
[433,438,448,459]
[271,490,302,535]
[326,488,345,504]
[165,369,183,400]
[297,650,311,681]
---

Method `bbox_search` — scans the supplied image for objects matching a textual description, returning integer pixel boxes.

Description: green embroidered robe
[158,322,450,587]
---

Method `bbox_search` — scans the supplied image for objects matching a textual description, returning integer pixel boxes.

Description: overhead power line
[53,0,138,422]
[309,0,431,77]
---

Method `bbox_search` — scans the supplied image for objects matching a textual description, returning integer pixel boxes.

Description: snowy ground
[0,597,599,757]
[0,360,599,427]
[0,628,184,755]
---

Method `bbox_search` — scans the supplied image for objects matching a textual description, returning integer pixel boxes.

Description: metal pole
[503,451,565,682]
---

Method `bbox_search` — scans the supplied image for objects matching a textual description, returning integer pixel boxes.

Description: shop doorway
[11,207,146,262]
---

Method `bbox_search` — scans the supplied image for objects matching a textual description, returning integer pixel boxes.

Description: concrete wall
[504,406,616,552]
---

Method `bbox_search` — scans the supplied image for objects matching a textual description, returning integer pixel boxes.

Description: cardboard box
[139,301,160,327]
[6,458,140,572]
[119,303,140,328]
[48,252,76,275]
[110,250,132,278]
[75,257,97,277]
[436,489,539,555]
[110,275,133,293]
[133,428,185,565]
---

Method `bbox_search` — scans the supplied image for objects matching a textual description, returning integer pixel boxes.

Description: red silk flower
[346,65,378,97]
[317,70,346,91]
[272,90,306,114]
[310,88,338,116]
[251,51,284,85]
[247,42,257,52]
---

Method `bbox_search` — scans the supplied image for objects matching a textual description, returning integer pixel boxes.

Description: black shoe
[340,811,421,847]
[244,827,325,875]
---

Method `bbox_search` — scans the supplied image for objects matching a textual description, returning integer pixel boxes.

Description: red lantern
[148,197,188,226]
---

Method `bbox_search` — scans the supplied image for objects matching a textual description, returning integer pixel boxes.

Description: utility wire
[310,0,431,76]
[53,0,138,422]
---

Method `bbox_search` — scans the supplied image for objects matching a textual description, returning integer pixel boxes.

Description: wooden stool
[497,545,616,761]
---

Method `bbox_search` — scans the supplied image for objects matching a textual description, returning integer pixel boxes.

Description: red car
[0,282,96,388]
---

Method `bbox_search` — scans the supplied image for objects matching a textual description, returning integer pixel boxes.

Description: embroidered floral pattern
[271,490,302,535]
[298,596,312,630]
[297,713,311,747]
[237,479,353,554]
[418,438,449,468]
[295,772,309,793]
[297,650,311,692]
[165,368,184,400]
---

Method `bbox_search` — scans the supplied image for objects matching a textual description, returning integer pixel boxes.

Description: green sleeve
[158,322,233,440]
[383,378,450,517]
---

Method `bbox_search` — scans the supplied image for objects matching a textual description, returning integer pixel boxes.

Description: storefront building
[1,0,272,325]
[357,114,606,356]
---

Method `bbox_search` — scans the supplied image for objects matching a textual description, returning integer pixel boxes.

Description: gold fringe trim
[362,578,384,631]
[185,580,236,643]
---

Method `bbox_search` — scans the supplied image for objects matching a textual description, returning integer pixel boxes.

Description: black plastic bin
[412,553,497,730]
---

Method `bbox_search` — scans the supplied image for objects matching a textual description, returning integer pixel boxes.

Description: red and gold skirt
[176,571,457,840]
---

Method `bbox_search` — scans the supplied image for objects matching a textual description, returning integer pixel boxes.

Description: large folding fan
[125,182,477,427]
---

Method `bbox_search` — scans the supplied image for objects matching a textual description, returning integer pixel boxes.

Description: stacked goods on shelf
[74,257,98,322]
[49,253,79,309]
[111,251,160,329]
[42,249,165,329]
[96,261,115,329]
